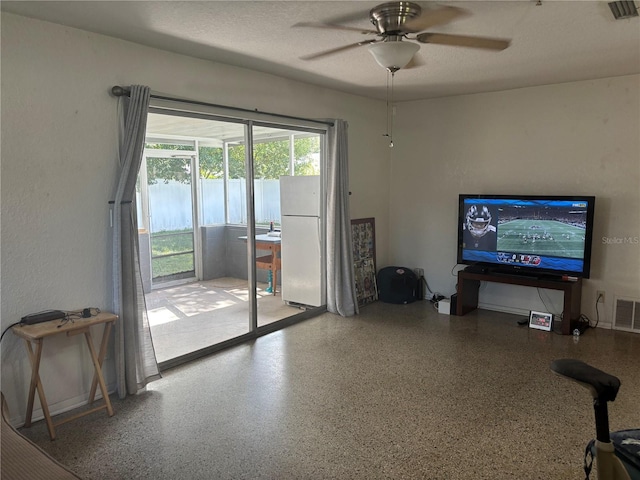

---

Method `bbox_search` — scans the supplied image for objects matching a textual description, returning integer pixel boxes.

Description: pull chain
[389,71,395,148]
[384,70,395,148]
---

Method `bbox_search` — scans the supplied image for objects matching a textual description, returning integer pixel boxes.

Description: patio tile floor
[146,277,298,363]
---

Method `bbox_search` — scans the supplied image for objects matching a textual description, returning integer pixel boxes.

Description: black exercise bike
[551,359,640,480]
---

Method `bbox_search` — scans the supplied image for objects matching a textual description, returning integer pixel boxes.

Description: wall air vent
[608,1,639,19]
[613,296,640,333]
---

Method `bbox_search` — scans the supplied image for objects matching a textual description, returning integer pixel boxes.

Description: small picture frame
[529,310,553,331]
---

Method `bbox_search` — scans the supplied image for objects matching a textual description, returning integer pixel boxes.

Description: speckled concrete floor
[19,301,640,479]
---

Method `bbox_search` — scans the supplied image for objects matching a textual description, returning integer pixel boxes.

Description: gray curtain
[112,85,160,398]
[326,119,358,316]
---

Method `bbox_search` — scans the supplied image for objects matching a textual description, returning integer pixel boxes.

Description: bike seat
[550,358,621,402]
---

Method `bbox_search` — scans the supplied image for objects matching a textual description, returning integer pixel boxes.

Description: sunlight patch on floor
[148,307,179,327]
[148,299,241,326]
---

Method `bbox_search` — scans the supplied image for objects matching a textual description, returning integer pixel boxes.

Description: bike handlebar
[550,358,621,403]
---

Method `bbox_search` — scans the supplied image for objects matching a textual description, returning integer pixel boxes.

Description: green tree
[145,136,320,183]
[144,143,193,185]
[198,146,225,179]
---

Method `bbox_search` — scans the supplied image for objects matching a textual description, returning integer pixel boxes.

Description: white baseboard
[478,302,530,317]
[478,303,613,330]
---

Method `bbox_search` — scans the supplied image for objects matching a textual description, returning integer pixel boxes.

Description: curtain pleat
[326,119,358,316]
[112,85,160,398]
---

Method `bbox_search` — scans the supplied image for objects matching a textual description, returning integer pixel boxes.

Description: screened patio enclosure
[136,109,326,366]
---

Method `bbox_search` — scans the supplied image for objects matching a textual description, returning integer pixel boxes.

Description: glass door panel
[251,125,323,328]
[141,112,252,364]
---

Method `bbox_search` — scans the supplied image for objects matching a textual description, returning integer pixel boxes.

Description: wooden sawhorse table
[241,234,281,295]
[255,234,281,295]
[12,312,117,440]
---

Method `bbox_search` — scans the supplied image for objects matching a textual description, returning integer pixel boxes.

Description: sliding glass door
[138,109,326,367]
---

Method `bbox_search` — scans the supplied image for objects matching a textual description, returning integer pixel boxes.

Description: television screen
[457,195,596,279]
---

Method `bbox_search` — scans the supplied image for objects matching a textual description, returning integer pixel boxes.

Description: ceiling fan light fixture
[368,41,420,71]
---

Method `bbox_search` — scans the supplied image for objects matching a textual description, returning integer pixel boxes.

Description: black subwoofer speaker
[377,266,418,304]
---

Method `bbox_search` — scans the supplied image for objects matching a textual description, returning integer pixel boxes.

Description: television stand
[489,270,540,280]
[456,270,583,335]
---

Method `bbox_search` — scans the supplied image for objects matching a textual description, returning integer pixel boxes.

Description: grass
[152,255,194,279]
[150,229,194,279]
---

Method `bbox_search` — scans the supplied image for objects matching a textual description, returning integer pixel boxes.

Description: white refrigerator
[279,175,324,307]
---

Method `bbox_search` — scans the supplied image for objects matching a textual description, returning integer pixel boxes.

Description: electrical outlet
[597,291,605,303]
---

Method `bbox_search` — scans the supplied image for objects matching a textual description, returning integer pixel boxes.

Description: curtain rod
[111,86,334,127]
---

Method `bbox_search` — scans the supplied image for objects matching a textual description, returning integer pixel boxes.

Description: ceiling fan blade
[315,9,371,27]
[293,22,377,35]
[401,6,469,33]
[416,33,511,51]
[300,39,378,61]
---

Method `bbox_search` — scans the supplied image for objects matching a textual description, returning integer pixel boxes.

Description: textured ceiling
[2,1,639,101]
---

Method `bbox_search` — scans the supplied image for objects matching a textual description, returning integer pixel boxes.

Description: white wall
[389,75,640,322]
[0,13,390,423]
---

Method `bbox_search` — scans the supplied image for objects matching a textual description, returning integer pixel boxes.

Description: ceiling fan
[295,1,511,72]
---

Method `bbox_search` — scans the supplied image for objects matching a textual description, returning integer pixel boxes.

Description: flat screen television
[457,195,596,279]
